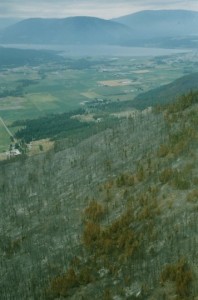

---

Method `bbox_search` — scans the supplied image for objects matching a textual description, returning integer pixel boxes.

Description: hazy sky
[0,0,197,19]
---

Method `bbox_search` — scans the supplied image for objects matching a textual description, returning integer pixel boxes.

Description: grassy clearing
[98,79,134,87]
[0,125,11,152]
[81,91,101,99]
[28,139,54,156]
[0,96,25,111]
[26,93,60,112]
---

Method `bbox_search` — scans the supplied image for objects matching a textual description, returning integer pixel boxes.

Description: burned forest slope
[0,91,198,299]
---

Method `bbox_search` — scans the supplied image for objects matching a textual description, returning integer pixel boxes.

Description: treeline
[0,48,108,70]
[0,47,64,69]
[13,109,91,142]
[0,79,38,98]
[66,58,112,70]
[0,86,23,98]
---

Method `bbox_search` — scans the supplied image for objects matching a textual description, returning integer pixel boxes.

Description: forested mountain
[113,10,198,38]
[0,16,131,45]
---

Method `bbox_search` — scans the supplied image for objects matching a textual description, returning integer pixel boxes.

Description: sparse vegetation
[49,268,78,297]
[160,258,193,298]
[187,189,198,203]
[83,200,106,222]
[159,168,173,184]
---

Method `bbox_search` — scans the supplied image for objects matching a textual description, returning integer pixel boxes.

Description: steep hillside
[0,16,131,45]
[0,91,198,299]
[133,72,198,109]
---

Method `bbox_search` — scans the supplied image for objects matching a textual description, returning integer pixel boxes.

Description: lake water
[0,44,190,57]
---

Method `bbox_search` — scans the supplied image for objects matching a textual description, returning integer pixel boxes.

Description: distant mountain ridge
[0,10,197,47]
[0,18,21,30]
[113,10,198,39]
[0,16,131,45]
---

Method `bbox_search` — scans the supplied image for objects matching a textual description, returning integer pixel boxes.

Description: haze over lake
[0,44,190,57]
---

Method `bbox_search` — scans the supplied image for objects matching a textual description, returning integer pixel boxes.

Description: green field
[0,51,198,151]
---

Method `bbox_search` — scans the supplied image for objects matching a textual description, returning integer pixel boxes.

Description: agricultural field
[0,50,198,151]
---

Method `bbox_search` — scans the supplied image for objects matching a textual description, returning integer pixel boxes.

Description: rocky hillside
[0,91,198,299]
